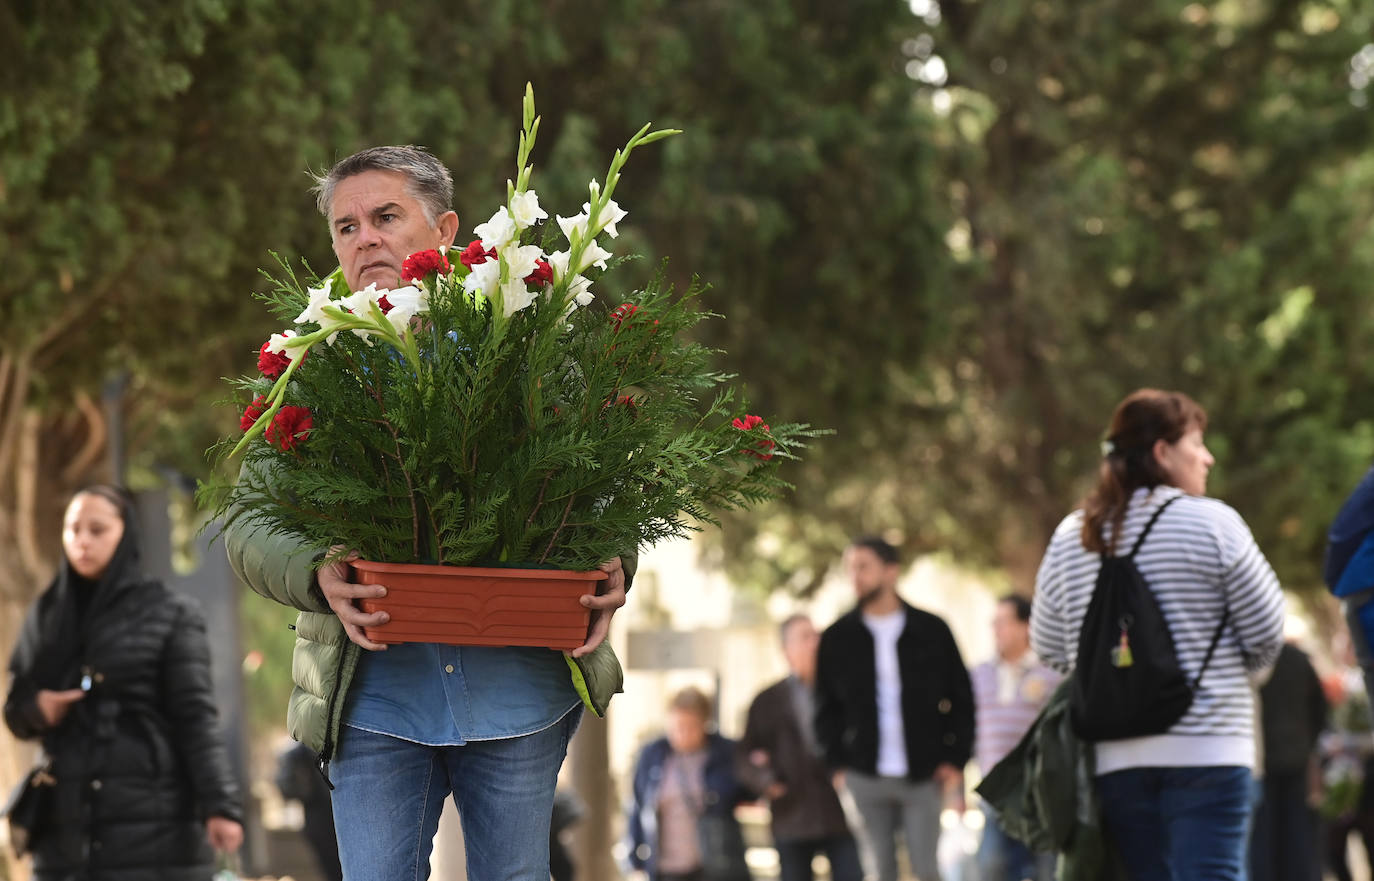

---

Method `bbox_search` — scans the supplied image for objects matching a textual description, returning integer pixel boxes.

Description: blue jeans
[979,805,1054,881]
[1097,765,1252,881]
[329,709,581,881]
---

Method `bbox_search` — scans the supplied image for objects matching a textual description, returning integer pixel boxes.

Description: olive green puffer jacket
[223,511,633,770]
[974,679,1127,881]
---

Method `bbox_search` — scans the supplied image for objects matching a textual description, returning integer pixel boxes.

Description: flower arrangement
[200,86,814,575]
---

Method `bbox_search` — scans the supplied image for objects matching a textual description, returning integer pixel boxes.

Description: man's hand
[319,547,390,651]
[934,762,966,814]
[36,689,85,728]
[205,816,243,852]
[832,770,847,791]
[570,557,627,658]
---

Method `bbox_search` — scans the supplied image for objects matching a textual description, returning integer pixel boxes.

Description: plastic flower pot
[351,560,607,650]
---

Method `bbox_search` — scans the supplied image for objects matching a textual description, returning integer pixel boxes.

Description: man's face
[993,601,1030,660]
[781,617,819,680]
[329,169,459,291]
[845,545,896,605]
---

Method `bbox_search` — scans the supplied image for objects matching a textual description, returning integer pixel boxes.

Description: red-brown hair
[1081,389,1208,554]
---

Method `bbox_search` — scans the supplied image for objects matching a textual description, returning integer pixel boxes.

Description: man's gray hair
[312,145,453,224]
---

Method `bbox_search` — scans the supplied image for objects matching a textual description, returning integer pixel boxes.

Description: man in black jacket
[738,614,863,881]
[815,536,975,881]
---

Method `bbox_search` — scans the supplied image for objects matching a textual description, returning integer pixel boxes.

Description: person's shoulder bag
[2,754,55,857]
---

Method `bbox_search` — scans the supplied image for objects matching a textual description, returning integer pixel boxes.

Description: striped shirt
[970,655,1063,773]
[1031,485,1285,774]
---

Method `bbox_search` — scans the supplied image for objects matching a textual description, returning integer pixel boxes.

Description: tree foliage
[3,0,1372,605]
[712,0,1374,593]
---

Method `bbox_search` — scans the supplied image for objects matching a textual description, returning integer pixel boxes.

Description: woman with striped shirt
[1031,389,1285,881]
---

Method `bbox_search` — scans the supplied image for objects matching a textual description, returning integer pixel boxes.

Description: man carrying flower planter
[224,144,635,881]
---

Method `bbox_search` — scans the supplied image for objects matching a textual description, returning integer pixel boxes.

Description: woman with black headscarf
[4,485,243,879]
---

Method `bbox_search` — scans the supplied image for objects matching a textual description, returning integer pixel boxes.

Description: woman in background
[5,485,243,880]
[1031,389,1285,881]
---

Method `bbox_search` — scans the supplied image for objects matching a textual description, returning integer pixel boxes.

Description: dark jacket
[625,733,750,877]
[736,677,851,842]
[5,506,241,881]
[1259,642,1328,775]
[976,679,1126,881]
[815,603,975,781]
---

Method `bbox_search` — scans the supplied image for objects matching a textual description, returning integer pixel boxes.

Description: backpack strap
[1126,495,1180,558]
[1191,609,1231,691]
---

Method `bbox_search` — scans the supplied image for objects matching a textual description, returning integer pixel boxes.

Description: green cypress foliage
[202,248,816,570]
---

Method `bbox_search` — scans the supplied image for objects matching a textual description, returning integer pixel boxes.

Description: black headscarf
[21,486,146,692]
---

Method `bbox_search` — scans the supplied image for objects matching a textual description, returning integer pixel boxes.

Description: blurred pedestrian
[277,741,343,881]
[737,614,863,881]
[1249,641,1327,881]
[815,536,975,881]
[1325,466,1374,710]
[3,485,243,879]
[970,594,1061,881]
[625,687,752,881]
[550,787,585,881]
[1321,661,1374,881]
[1031,389,1285,881]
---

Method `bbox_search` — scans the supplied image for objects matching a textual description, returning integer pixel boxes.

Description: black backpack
[1070,496,1229,742]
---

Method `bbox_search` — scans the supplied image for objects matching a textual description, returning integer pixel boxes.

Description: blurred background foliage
[3,0,1373,641]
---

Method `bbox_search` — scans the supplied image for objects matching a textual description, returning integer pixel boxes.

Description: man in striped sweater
[970,594,1061,881]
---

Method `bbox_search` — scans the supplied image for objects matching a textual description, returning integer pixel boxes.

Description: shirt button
[445,664,455,674]
[90,779,102,791]
[943,733,956,745]
[938,699,952,714]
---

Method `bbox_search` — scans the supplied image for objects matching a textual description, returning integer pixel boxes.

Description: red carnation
[240,396,267,433]
[265,405,312,452]
[257,342,292,380]
[524,259,554,288]
[602,393,640,415]
[610,302,658,333]
[611,303,638,330]
[401,249,452,284]
[378,294,393,314]
[458,239,497,269]
[732,414,775,461]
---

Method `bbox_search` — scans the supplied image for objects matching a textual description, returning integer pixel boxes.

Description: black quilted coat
[4,503,241,881]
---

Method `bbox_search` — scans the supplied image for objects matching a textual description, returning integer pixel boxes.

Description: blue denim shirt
[343,642,579,744]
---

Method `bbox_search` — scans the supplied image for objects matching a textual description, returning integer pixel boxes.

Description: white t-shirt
[864,609,908,777]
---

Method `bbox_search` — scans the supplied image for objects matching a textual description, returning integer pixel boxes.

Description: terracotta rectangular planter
[352,560,607,650]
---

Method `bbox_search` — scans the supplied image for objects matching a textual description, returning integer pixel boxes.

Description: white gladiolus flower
[474,206,518,251]
[463,260,501,297]
[578,241,613,273]
[509,190,548,229]
[379,285,428,333]
[294,284,334,326]
[295,284,356,345]
[546,250,572,281]
[557,212,590,246]
[583,199,628,238]
[501,244,544,282]
[340,288,383,344]
[569,275,595,307]
[265,329,304,361]
[500,277,536,317]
